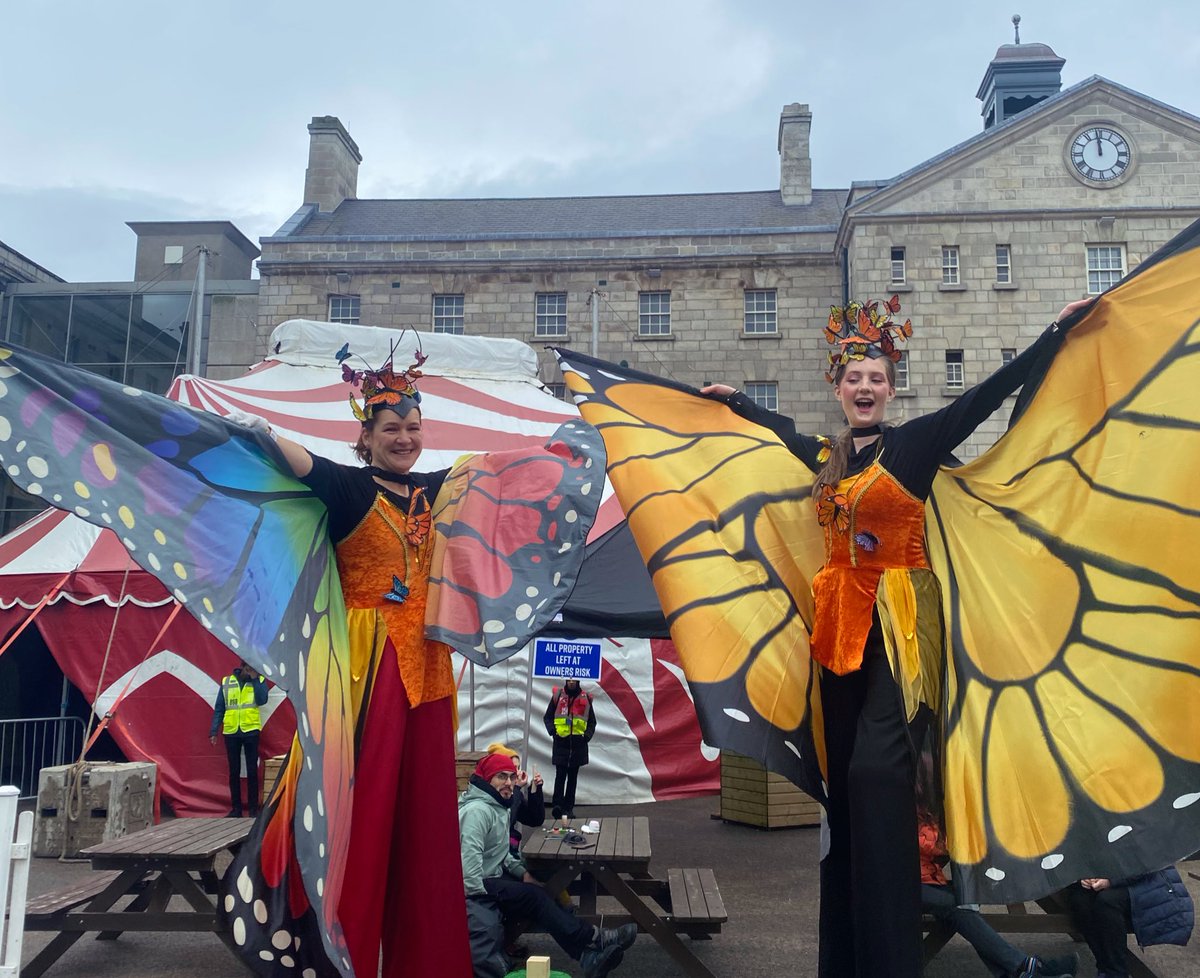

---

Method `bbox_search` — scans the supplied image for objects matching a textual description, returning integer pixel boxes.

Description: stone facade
[245,64,1200,455]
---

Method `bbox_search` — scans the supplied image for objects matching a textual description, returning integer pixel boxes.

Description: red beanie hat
[475,751,518,782]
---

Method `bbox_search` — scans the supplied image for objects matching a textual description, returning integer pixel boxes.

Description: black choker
[370,468,414,486]
[850,424,882,436]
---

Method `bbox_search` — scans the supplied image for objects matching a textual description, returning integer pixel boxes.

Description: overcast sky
[2,0,1195,282]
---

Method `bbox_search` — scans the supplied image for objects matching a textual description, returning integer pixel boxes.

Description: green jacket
[458,778,526,897]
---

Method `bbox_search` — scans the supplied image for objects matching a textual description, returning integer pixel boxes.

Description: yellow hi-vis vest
[221,675,262,735]
[552,688,590,737]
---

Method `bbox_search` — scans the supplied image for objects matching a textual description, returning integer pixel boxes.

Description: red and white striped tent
[0,321,717,812]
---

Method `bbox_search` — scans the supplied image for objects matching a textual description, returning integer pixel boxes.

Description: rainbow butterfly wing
[926,219,1200,903]
[553,352,827,797]
[425,421,604,663]
[0,345,356,976]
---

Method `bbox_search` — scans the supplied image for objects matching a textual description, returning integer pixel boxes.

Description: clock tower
[976,15,1065,131]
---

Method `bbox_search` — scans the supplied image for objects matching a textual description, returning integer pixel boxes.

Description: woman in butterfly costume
[232,351,476,978]
[0,333,602,978]
[697,296,1086,978]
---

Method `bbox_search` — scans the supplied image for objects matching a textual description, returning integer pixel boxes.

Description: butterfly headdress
[337,338,428,423]
[823,294,914,383]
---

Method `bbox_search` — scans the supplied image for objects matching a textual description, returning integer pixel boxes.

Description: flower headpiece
[336,339,427,423]
[823,294,913,383]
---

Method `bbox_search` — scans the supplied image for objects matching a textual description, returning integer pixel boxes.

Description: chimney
[303,116,362,213]
[778,103,813,206]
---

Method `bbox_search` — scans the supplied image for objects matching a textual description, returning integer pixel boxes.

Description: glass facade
[1,290,194,532]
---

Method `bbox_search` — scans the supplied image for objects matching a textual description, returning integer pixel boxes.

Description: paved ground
[18,795,1200,977]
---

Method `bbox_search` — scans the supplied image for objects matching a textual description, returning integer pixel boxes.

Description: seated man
[1066,870,1194,978]
[459,751,635,978]
[920,814,1078,978]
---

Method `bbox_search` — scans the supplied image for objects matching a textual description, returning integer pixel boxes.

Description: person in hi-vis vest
[209,662,268,817]
[542,679,596,819]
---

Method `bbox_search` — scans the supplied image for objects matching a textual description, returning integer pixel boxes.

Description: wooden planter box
[719,751,821,829]
[455,751,487,794]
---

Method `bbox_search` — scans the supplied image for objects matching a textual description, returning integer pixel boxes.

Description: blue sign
[532,638,602,680]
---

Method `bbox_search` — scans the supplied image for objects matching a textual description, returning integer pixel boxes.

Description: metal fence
[0,717,84,801]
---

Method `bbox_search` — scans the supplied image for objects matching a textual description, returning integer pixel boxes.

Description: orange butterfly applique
[816,484,850,532]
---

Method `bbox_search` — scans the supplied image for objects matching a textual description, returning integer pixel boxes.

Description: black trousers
[223,731,260,816]
[818,636,922,978]
[551,765,580,815]
[483,876,594,960]
[1066,883,1132,976]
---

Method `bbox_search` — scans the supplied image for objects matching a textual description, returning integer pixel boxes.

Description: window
[995,245,1012,284]
[163,245,184,265]
[1001,348,1016,366]
[1086,245,1126,294]
[743,290,777,334]
[432,294,465,334]
[893,351,910,391]
[744,382,778,412]
[638,291,671,336]
[890,247,906,285]
[544,382,567,401]
[328,294,360,325]
[945,350,964,390]
[941,246,960,286]
[534,292,567,337]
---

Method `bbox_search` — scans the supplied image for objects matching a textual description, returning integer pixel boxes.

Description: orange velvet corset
[335,494,454,707]
[810,462,929,675]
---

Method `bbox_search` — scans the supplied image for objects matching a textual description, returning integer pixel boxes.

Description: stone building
[248,35,1199,453]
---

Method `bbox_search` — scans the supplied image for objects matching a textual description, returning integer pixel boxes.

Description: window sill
[992,282,1019,291]
[634,333,675,342]
[888,283,914,293]
[937,283,967,292]
[942,388,965,397]
[530,332,570,343]
[895,389,918,398]
[740,331,782,341]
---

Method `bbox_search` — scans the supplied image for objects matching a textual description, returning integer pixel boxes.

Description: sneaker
[595,923,637,951]
[580,944,623,978]
[1038,953,1078,977]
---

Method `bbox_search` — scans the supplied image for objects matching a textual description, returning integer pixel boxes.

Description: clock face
[1070,127,1132,182]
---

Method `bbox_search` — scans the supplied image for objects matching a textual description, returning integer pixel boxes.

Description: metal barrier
[0,717,84,801]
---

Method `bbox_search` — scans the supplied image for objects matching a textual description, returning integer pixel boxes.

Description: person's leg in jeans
[485,877,595,960]
[241,732,260,816]
[563,765,580,815]
[1067,884,1131,976]
[224,735,244,816]
[922,883,1020,977]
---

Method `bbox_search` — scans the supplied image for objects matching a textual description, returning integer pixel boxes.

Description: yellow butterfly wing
[928,220,1200,901]
[554,355,827,793]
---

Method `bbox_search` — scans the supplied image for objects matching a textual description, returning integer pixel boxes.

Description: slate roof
[272,189,847,242]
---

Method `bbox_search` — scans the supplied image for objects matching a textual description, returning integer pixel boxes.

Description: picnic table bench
[923,894,1160,978]
[20,816,253,977]
[521,816,725,978]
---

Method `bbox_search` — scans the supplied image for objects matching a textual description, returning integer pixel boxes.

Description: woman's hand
[1080,878,1112,891]
[699,384,737,398]
[1055,297,1093,322]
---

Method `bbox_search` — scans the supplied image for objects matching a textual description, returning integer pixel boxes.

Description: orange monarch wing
[553,351,828,796]
[927,218,1200,904]
[403,488,432,547]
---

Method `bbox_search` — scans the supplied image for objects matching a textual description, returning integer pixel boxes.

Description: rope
[61,556,134,861]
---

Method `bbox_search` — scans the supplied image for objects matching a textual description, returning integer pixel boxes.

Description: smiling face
[833,356,896,428]
[360,407,424,475]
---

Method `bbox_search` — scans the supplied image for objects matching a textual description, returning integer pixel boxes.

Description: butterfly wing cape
[551,352,827,797]
[928,218,1200,901]
[554,217,1200,904]
[0,345,356,972]
[426,418,605,664]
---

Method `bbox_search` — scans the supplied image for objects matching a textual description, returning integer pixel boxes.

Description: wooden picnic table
[21,816,253,977]
[521,815,725,978]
